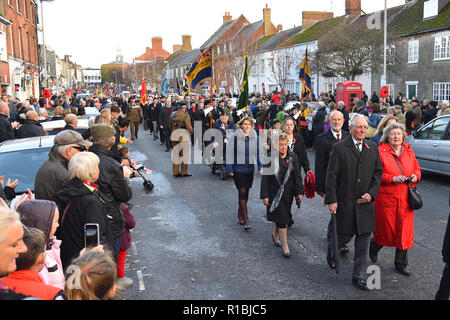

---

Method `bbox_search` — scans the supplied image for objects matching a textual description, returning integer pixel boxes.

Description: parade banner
[161,74,169,97]
[187,47,212,90]
[299,49,312,101]
[237,54,249,110]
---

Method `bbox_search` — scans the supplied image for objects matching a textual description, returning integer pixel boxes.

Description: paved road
[121,129,450,300]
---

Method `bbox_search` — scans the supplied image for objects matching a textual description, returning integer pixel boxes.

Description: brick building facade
[1,0,39,99]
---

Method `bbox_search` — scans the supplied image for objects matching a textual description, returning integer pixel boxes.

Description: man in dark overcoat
[325,113,383,290]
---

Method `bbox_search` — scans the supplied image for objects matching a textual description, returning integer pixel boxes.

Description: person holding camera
[369,122,421,276]
[56,152,115,271]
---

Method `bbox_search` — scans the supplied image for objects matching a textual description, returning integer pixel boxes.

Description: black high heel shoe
[272,235,282,247]
[283,251,291,258]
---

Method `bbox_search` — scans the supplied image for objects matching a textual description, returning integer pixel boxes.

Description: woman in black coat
[260,133,304,258]
[436,191,450,300]
[56,152,115,271]
[283,117,311,226]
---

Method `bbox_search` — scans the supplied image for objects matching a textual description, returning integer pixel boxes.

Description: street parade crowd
[0,88,450,300]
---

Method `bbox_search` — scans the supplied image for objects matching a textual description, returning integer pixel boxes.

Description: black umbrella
[330,213,340,277]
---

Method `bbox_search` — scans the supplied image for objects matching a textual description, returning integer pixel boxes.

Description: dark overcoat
[260,152,304,225]
[314,129,350,194]
[324,136,383,235]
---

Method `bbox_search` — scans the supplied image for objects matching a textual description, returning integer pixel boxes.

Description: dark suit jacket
[315,129,350,194]
[324,136,383,235]
[158,106,170,129]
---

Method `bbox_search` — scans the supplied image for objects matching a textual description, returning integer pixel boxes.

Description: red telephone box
[335,81,363,112]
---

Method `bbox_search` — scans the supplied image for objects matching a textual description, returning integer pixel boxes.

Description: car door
[410,120,440,172]
[438,117,450,175]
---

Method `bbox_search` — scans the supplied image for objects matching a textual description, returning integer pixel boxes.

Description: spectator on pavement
[435,191,450,300]
[0,102,19,143]
[38,108,49,122]
[116,203,135,288]
[437,100,450,117]
[17,200,65,290]
[0,207,29,300]
[370,115,398,146]
[34,130,93,206]
[14,111,46,139]
[64,114,78,131]
[422,101,438,125]
[51,106,64,121]
[394,105,406,124]
[89,124,132,261]
[56,152,116,270]
[1,227,66,300]
[64,250,118,300]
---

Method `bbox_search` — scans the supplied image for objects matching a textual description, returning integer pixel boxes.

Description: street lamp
[39,0,54,90]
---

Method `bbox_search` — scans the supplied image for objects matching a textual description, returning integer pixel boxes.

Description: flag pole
[210,42,215,129]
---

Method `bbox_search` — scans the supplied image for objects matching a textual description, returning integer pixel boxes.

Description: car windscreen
[0,147,51,194]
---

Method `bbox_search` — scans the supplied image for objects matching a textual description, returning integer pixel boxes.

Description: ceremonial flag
[237,54,249,110]
[141,77,147,105]
[299,49,312,101]
[187,47,212,90]
[176,78,181,95]
[118,85,122,94]
[161,74,168,97]
[182,74,189,97]
[106,85,110,97]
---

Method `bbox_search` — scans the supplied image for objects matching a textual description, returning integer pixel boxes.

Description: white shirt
[352,137,363,152]
[331,129,342,141]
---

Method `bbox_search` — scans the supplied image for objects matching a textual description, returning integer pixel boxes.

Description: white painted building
[82,68,102,85]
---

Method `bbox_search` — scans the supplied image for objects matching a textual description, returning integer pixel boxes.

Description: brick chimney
[173,44,182,53]
[302,11,334,29]
[223,12,232,25]
[152,37,163,52]
[345,0,361,19]
[182,35,192,52]
[263,4,274,37]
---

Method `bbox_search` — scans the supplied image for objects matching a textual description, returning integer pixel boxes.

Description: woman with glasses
[369,122,421,276]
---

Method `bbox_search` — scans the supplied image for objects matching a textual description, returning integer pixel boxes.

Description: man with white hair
[15,110,46,139]
[336,101,350,132]
[437,100,450,117]
[38,108,49,122]
[63,113,78,131]
[325,114,383,290]
[0,102,19,143]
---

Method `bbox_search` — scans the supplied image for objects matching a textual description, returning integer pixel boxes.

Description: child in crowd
[1,227,66,300]
[64,250,117,300]
[17,200,65,290]
[116,203,136,288]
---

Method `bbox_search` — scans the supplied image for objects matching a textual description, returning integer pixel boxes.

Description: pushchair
[130,163,154,191]
[208,138,229,181]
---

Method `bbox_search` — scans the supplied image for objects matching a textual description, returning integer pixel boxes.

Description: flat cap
[54,130,92,147]
[91,124,116,139]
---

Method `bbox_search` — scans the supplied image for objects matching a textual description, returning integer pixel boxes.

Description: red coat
[374,142,421,250]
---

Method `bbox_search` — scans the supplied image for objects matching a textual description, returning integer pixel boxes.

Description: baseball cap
[54,130,93,147]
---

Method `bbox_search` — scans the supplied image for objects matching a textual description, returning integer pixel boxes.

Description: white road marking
[132,241,138,256]
[137,270,145,291]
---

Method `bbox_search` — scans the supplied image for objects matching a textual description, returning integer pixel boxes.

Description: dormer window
[423,0,438,20]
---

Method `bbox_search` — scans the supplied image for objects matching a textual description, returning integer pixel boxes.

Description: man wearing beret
[170,102,193,177]
[89,124,133,260]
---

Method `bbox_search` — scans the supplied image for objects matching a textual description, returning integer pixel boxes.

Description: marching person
[170,101,193,177]
[369,122,421,276]
[159,98,171,151]
[127,97,143,140]
[260,133,304,258]
[315,111,349,198]
[226,117,262,231]
[149,97,160,140]
[283,117,312,226]
[325,114,383,290]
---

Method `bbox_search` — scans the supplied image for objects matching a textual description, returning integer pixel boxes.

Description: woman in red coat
[369,122,421,276]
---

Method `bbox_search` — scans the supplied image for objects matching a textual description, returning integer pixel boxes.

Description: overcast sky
[38,0,406,68]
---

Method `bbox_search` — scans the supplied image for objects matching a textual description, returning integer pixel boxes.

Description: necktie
[356,143,362,152]
[337,133,341,142]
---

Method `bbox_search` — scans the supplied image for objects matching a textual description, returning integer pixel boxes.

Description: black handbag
[393,156,423,211]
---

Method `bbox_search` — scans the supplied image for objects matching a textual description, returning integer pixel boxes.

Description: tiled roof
[257,26,303,52]
[201,20,235,49]
[389,0,450,36]
[169,49,202,68]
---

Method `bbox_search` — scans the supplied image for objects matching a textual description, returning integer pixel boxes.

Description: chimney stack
[182,35,192,52]
[277,24,283,32]
[223,12,232,25]
[263,4,274,37]
[345,0,361,19]
[152,37,163,52]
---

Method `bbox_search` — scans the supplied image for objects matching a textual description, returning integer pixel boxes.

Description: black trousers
[436,263,450,300]
[327,217,370,280]
[161,128,171,149]
[369,238,408,266]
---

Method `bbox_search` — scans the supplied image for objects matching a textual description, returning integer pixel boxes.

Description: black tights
[238,188,249,222]
[238,187,249,201]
